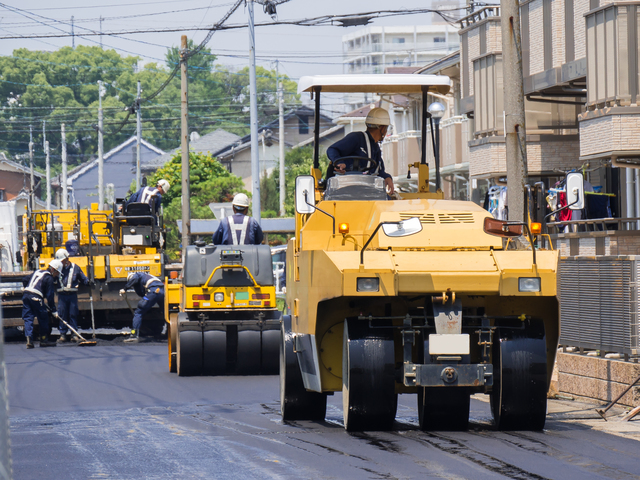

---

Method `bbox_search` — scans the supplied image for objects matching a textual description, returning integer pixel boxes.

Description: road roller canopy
[297,74,451,95]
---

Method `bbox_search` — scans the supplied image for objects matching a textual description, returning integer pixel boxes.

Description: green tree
[149,151,247,258]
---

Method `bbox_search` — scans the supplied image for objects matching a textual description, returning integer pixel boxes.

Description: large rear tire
[261,329,280,375]
[177,329,203,376]
[342,319,397,431]
[491,319,548,430]
[236,330,261,375]
[168,314,178,373]
[280,316,327,421]
[203,329,226,375]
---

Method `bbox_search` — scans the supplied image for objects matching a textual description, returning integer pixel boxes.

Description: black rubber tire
[168,314,177,373]
[418,387,470,431]
[491,319,548,431]
[342,319,397,431]
[177,330,203,377]
[280,316,327,421]
[417,334,470,431]
[261,329,280,375]
[236,330,261,375]
[203,329,227,375]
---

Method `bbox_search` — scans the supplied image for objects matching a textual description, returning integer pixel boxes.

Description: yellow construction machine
[166,243,280,376]
[280,75,564,431]
[2,199,167,334]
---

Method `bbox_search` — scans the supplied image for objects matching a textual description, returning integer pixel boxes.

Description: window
[0,189,4,201]
[434,37,446,43]
[299,115,309,134]
[392,38,406,44]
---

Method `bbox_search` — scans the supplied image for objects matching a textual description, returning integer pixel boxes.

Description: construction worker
[21,259,63,349]
[119,272,165,343]
[212,193,264,245]
[125,179,171,214]
[326,107,395,195]
[55,248,90,344]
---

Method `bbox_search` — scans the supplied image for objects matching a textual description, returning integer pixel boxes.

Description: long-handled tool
[596,373,640,421]
[49,309,97,347]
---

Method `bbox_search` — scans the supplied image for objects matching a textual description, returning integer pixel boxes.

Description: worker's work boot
[57,335,69,344]
[70,335,81,343]
[39,335,57,348]
[123,330,139,344]
[26,336,34,349]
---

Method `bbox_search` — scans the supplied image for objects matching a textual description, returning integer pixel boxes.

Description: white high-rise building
[342,25,460,109]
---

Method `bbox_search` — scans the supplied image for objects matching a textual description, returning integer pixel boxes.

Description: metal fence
[559,256,639,358]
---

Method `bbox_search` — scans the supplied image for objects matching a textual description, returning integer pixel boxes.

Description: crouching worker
[119,272,165,343]
[22,259,63,349]
[55,248,90,344]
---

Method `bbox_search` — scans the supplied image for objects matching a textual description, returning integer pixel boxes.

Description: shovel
[49,309,97,347]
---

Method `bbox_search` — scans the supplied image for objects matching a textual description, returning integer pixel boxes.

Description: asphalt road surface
[4,338,640,480]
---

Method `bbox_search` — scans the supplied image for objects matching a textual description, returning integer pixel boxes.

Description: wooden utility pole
[98,80,105,209]
[136,80,142,191]
[45,141,51,210]
[180,35,191,259]
[501,0,528,221]
[248,0,261,224]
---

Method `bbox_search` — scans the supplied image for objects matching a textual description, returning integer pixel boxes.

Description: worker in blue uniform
[326,107,395,195]
[125,179,171,214]
[55,248,90,344]
[22,259,63,349]
[212,193,264,245]
[119,271,165,343]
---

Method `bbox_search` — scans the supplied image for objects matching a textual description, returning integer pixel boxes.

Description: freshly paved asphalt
[4,337,640,480]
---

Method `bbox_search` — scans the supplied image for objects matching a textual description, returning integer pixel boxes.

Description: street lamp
[427,101,445,192]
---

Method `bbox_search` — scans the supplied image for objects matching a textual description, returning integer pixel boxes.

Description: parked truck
[280,74,563,431]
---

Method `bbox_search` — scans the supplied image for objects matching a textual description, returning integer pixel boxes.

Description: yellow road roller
[280,74,562,431]
[167,244,281,376]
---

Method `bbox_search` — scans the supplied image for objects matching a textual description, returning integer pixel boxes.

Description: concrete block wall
[552,0,566,67]
[486,21,502,52]
[527,138,581,172]
[469,141,506,177]
[574,0,590,60]
[580,110,640,157]
[556,235,640,256]
[529,0,545,74]
[557,352,640,407]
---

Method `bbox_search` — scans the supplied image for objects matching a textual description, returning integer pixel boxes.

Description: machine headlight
[518,277,541,292]
[214,292,224,302]
[357,277,379,292]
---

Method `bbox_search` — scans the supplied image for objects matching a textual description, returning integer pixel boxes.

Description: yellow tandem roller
[166,245,281,376]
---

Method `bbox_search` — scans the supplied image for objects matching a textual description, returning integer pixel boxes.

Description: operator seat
[123,202,155,226]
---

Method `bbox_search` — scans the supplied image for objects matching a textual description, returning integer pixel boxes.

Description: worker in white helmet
[21,259,63,348]
[212,193,264,245]
[125,179,171,214]
[54,248,90,344]
[326,107,395,195]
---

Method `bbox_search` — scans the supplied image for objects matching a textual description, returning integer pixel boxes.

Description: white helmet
[232,193,250,208]
[127,272,136,281]
[49,259,64,274]
[157,179,170,193]
[365,107,391,127]
[55,248,69,260]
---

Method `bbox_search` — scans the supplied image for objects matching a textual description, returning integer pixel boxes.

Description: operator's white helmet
[49,259,64,274]
[54,248,69,260]
[232,193,250,208]
[127,272,136,281]
[365,107,391,127]
[157,179,170,193]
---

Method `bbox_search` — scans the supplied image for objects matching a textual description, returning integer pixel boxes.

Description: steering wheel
[333,156,379,175]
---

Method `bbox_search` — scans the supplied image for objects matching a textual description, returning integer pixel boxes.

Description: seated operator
[212,193,263,246]
[326,107,394,195]
[125,179,170,214]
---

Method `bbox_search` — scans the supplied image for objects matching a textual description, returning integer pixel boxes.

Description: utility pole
[100,16,103,49]
[98,80,105,209]
[136,80,142,191]
[501,0,528,221]
[71,16,75,49]
[180,35,191,258]
[248,0,261,224]
[61,123,68,209]
[278,79,285,217]
[0,320,13,480]
[29,125,34,193]
[45,141,51,210]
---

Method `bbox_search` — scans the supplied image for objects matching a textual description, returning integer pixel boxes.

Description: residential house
[55,136,165,208]
[0,153,43,202]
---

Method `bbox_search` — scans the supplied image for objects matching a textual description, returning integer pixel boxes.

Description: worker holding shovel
[119,272,165,343]
[54,248,90,344]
